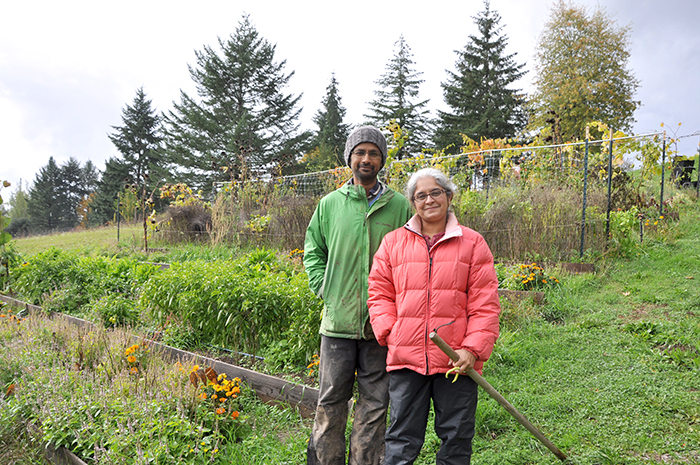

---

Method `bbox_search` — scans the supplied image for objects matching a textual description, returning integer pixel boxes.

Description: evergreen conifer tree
[365,35,431,157]
[435,1,527,152]
[8,180,29,221]
[163,14,306,190]
[308,74,350,170]
[107,87,163,191]
[27,157,64,232]
[58,157,85,229]
[90,157,131,226]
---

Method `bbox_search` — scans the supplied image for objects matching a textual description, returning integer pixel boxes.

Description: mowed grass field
[14,224,145,256]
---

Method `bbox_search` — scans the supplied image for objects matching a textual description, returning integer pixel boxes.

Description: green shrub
[139,249,323,364]
[608,207,641,258]
[13,248,78,305]
[88,294,140,328]
[14,249,160,314]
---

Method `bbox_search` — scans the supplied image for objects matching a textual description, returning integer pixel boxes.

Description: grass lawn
[13,225,143,256]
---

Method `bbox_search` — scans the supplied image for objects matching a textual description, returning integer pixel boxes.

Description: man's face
[349,142,383,183]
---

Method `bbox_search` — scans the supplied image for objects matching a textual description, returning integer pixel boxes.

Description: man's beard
[353,164,378,182]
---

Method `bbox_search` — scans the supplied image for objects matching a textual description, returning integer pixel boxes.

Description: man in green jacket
[304,126,412,465]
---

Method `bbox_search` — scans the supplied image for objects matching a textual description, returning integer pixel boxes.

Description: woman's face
[412,176,451,226]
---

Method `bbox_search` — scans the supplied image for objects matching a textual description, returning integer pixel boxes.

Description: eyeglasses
[351,150,382,159]
[413,188,446,202]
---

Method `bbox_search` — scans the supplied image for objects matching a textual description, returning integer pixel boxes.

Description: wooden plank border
[44,445,89,465]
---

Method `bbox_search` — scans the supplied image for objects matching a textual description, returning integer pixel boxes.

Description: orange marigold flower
[216,408,225,415]
[199,393,207,399]
[127,356,136,363]
[231,411,239,419]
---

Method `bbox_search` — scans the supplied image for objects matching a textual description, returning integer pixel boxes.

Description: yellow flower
[127,356,136,363]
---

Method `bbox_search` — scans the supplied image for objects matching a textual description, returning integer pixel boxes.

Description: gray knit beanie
[344,125,388,167]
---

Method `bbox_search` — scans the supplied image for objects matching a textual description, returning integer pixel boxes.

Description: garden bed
[0,294,319,417]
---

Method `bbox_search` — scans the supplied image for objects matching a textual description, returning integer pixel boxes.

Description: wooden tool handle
[428,331,567,461]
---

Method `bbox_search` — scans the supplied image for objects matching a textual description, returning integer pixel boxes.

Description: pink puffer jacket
[368,213,501,375]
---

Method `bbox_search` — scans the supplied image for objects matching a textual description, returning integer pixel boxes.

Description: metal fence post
[659,133,666,218]
[580,126,590,259]
[696,141,700,197]
[117,194,121,243]
[605,130,614,241]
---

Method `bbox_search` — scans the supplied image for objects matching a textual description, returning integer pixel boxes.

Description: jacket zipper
[425,244,433,375]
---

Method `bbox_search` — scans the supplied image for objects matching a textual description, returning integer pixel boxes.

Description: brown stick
[429,331,568,462]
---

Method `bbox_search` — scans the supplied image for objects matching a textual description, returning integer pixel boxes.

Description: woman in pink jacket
[368,168,501,465]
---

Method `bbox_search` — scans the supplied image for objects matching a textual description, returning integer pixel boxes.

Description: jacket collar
[340,179,393,206]
[405,212,462,242]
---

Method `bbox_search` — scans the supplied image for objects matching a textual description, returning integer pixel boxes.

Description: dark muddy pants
[384,369,478,465]
[307,335,389,465]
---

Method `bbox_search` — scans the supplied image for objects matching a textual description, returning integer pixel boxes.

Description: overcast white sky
[1,0,698,192]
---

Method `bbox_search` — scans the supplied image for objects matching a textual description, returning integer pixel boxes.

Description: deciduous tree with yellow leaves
[530,1,640,142]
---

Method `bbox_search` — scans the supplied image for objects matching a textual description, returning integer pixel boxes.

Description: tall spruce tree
[531,1,639,141]
[90,157,131,226]
[308,74,350,170]
[107,87,163,191]
[8,180,29,221]
[163,14,306,190]
[58,157,86,228]
[81,160,100,194]
[27,157,65,232]
[365,35,431,157]
[435,1,527,152]
[5,181,30,237]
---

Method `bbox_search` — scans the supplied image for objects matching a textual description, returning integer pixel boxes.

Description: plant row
[11,247,323,369]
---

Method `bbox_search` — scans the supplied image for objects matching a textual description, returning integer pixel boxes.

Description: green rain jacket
[304,181,412,340]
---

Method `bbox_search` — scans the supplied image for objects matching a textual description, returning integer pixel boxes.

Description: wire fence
[187,132,700,260]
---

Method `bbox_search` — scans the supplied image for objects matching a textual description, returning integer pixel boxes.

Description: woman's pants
[384,368,478,465]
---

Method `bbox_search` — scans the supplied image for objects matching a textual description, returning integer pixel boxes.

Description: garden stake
[429,330,568,462]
